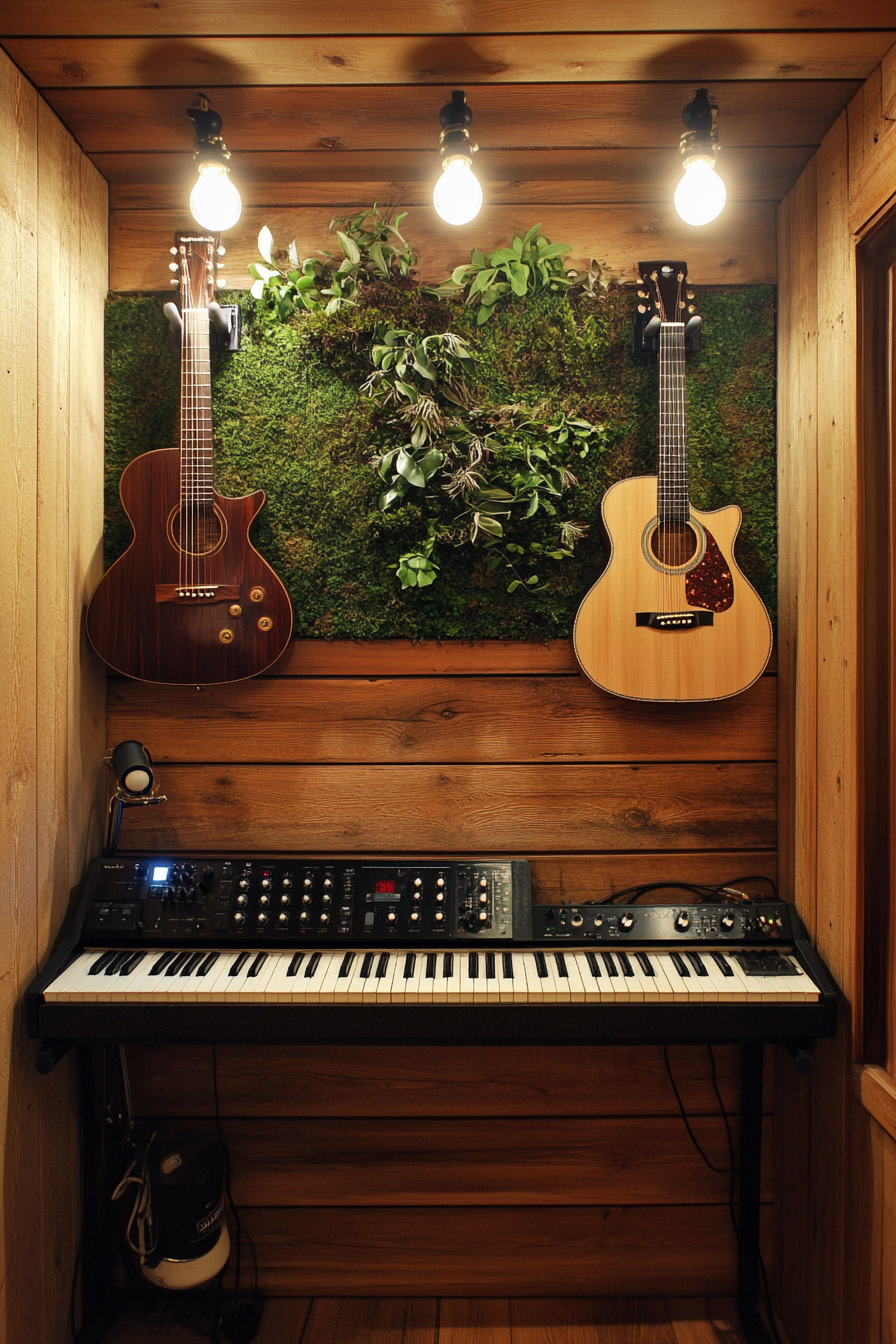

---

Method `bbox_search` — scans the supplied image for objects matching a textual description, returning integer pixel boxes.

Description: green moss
[104,283,776,639]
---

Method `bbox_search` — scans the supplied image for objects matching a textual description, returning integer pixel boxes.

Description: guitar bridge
[155,584,240,604]
[636,610,714,630]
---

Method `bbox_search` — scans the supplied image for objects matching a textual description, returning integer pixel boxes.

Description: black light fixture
[186,92,242,232]
[673,88,727,227]
[104,740,167,856]
[432,89,483,226]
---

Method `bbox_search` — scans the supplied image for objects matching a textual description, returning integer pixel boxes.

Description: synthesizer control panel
[82,856,532,946]
[531,901,789,942]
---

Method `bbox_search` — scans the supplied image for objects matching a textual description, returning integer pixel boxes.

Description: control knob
[410,912,420,923]
[236,894,248,907]
[280,894,291,907]
[413,877,423,888]
[257,912,268,926]
[278,912,289,926]
[303,877,312,888]
[478,893,488,905]
[437,877,445,888]
[238,879,250,890]
[435,911,444,923]
[299,912,309,923]
[478,911,488,923]
[322,894,332,906]
[675,910,691,932]
[323,878,332,889]
[479,878,488,890]
[620,913,635,931]
[282,877,293,890]
[319,912,330,924]
[233,912,246,926]
[261,878,272,890]
[435,892,445,904]
[721,911,737,931]
[259,894,271,907]
[301,894,312,906]
[387,912,397,923]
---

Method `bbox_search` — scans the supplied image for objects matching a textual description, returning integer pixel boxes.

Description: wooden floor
[99,1296,757,1343]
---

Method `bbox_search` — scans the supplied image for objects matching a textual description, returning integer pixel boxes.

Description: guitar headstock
[170,231,225,309]
[634,260,702,357]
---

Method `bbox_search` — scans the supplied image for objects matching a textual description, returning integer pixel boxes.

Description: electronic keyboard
[26,854,837,1048]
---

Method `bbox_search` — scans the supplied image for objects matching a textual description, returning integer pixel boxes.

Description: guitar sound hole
[168,503,225,556]
[650,521,699,568]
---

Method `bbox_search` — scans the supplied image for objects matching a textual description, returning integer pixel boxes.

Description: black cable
[588,873,781,907]
[662,1045,731,1175]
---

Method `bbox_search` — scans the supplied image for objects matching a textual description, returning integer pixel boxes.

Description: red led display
[375,880,396,894]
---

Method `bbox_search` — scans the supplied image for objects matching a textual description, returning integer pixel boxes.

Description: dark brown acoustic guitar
[87,232,293,684]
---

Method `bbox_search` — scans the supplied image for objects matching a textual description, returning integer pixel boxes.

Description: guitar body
[573,475,772,702]
[87,447,293,684]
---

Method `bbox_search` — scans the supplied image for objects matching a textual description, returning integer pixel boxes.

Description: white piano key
[43,951,104,1001]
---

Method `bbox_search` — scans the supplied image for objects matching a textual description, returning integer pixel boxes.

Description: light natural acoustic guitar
[573,261,772,703]
[87,232,293,684]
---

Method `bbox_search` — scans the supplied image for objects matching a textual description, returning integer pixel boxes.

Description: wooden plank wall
[0,46,108,1344]
[775,39,896,1344]
[115,637,777,1296]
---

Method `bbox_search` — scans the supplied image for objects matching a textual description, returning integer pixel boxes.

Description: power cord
[590,874,780,906]
[664,1046,782,1344]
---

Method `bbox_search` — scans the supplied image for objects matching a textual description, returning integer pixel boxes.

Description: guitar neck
[658,321,689,523]
[181,307,214,503]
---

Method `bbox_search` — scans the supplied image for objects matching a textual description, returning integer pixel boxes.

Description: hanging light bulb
[674,88,726,227]
[433,90,483,227]
[186,93,242,232]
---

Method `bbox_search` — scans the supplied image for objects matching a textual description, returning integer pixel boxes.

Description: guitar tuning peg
[169,262,179,272]
[169,278,179,285]
[169,246,178,256]
[687,291,694,300]
[217,246,226,257]
[679,300,685,309]
[638,290,648,299]
[688,305,696,313]
[637,304,647,314]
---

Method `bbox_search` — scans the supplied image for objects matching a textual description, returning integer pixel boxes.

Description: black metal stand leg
[737,1043,774,1344]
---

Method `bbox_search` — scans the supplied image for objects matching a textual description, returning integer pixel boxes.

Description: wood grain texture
[510,1298,677,1344]
[101,147,814,212]
[884,42,896,118]
[232,1204,769,1296]
[1,0,893,35]
[302,1298,437,1344]
[107,673,777,764]
[573,481,773,703]
[125,1042,755,1118]
[665,1300,749,1344]
[7,31,894,88]
[115,760,777,853]
[0,45,107,1344]
[199,1115,769,1207]
[109,201,778,291]
[439,1300,511,1344]
[45,81,862,155]
[270,638,581,677]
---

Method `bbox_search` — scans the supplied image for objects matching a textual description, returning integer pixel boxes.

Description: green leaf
[471,249,487,268]
[475,488,515,501]
[489,247,519,265]
[451,264,472,285]
[415,568,437,587]
[379,485,407,510]
[336,230,361,264]
[396,449,426,487]
[521,222,543,250]
[394,380,419,403]
[469,267,498,297]
[526,574,540,585]
[417,449,444,479]
[410,423,428,447]
[476,303,496,325]
[507,580,522,592]
[525,493,540,518]
[474,513,503,538]
[508,261,530,297]
[537,242,572,259]
[288,240,300,268]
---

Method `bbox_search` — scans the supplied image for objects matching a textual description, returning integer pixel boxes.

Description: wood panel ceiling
[1,1,893,286]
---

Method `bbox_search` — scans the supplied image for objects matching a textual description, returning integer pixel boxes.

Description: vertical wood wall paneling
[0,44,108,1344]
[776,38,896,1344]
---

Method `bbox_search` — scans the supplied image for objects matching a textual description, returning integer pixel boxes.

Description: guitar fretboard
[658,322,689,523]
[180,308,213,503]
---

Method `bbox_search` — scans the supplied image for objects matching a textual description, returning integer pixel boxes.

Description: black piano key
[670,951,691,978]
[89,950,119,976]
[468,952,479,980]
[403,953,416,979]
[149,951,176,976]
[339,952,356,978]
[554,953,569,978]
[617,951,634,978]
[247,952,268,978]
[181,952,205,976]
[286,952,305,978]
[360,952,374,979]
[166,952,192,977]
[197,952,219,977]
[636,952,655,977]
[502,952,513,979]
[425,953,437,979]
[304,951,322,978]
[119,951,146,976]
[104,951,132,976]
[375,952,390,978]
[586,951,602,978]
[229,951,251,977]
[443,953,454,979]
[535,952,548,979]
[711,951,735,977]
[485,952,496,980]
[686,952,709,977]
[601,953,618,978]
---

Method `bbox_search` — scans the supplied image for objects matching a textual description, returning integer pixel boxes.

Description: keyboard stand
[737,1042,774,1344]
